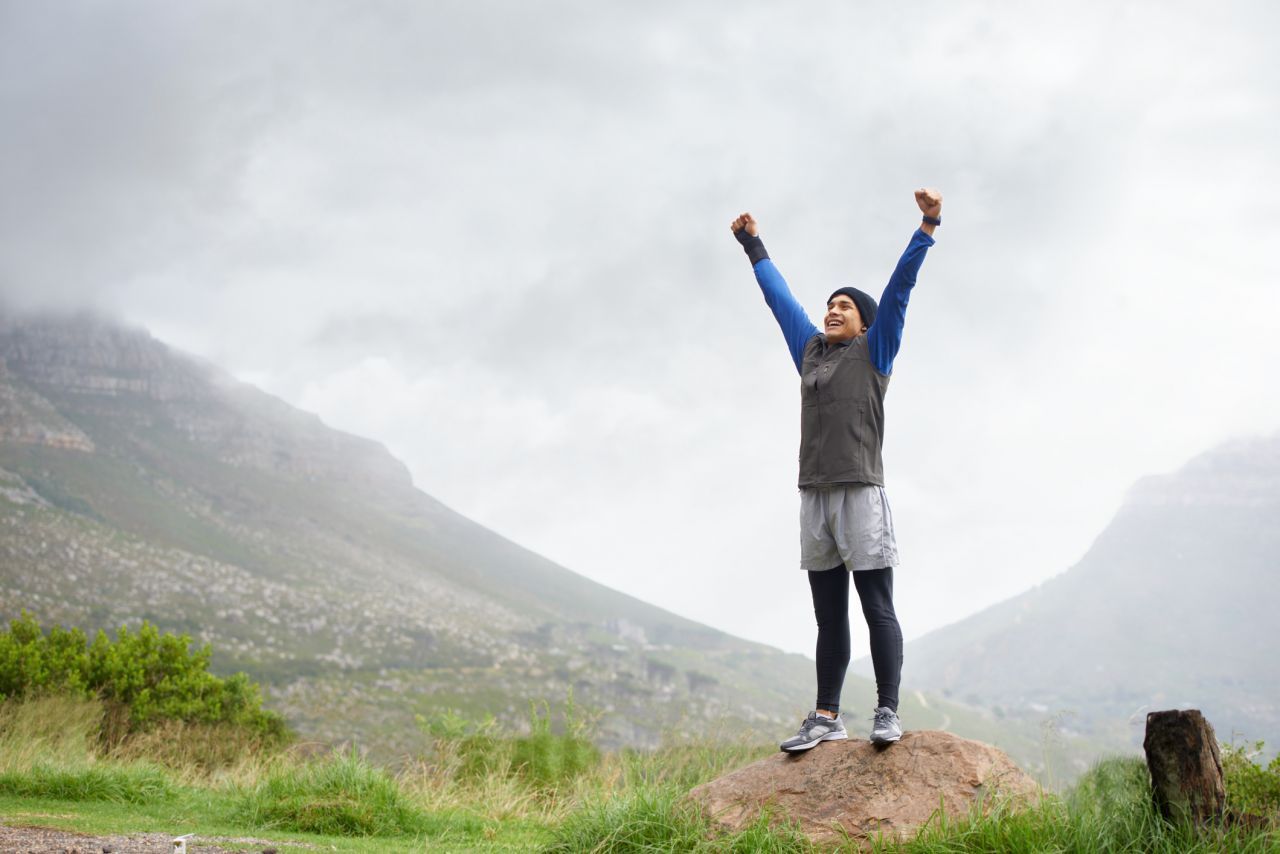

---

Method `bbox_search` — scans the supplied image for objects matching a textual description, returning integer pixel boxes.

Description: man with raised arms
[729,189,942,750]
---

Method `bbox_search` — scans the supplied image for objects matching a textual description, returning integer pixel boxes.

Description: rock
[688,730,1040,844]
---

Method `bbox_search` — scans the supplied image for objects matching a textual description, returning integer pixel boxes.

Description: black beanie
[827,286,878,329]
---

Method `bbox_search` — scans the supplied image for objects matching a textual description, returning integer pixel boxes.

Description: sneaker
[870,706,902,744]
[780,711,848,752]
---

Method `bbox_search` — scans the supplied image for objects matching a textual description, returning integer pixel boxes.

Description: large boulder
[688,730,1040,844]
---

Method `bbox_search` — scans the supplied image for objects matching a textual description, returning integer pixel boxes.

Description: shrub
[0,614,91,699]
[0,612,288,743]
[1221,740,1280,818]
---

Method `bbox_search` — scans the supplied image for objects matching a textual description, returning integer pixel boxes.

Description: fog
[2,1,1277,655]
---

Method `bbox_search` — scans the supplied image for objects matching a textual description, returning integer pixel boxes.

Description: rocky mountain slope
[0,313,837,755]
[868,432,1280,753]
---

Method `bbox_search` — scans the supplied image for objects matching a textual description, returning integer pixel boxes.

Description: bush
[0,614,92,698]
[1222,740,1280,818]
[0,612,288,743]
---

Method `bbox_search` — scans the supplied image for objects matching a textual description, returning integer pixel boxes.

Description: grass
[878,758,1278,853]
[0,695,1276,852]
[233,750,436,836]
[0,763,173,804]
[545,786,812,853]
[0,694,174,803]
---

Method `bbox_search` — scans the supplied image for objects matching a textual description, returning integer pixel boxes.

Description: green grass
[546,785,812,853]
[0,694,1276,853]
[232,751,435,837]
[876,762,1278,853]
[0,762,172,804]
[0,793,548,853]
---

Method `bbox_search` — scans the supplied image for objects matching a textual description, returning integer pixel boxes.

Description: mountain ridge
[859,430,1280,752]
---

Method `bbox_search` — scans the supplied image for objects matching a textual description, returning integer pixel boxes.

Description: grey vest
[798,334,890,488]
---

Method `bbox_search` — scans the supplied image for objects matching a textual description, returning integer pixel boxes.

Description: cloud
[3,1,1278,654]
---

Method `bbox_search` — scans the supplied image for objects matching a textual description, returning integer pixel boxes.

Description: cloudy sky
[3,1,1277,657]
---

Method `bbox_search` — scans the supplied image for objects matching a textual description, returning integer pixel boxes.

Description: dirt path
[0,824,298,853]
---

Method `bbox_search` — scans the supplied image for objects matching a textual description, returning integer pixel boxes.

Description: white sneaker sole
[870,733,902,745]
[781,731,848,752]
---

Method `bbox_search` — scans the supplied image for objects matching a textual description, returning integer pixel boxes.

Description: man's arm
[730,212,819,374]
[867,189,942,376]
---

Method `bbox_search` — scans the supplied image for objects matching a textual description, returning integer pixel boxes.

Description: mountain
[0,312,853,756]
[870,433,1280,755]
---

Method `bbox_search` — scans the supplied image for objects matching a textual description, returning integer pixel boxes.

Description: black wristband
[735,231,770,265]
[922,215,941,226]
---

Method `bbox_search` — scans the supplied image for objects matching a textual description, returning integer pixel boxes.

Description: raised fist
[915,188,942,218]
[730,212,759,238]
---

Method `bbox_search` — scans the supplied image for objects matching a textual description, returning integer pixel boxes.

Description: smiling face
[824,294,866,343]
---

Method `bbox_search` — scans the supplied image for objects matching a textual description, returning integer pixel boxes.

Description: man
[729,189,941,751]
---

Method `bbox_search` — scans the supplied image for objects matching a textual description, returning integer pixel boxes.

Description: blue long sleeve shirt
[750,228,935,375]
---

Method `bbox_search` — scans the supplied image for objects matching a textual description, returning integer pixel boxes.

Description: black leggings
[808,565,903,714]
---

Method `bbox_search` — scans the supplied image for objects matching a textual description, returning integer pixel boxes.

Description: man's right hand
[730,212,759,238]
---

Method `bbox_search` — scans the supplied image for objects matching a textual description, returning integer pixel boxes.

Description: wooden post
[1143,709,1226,825]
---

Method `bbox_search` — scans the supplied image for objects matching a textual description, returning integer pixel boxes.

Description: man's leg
[852,567,903,712]
[808,566,851,714]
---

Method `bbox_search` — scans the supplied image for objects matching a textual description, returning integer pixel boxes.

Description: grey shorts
[799,484,899,572]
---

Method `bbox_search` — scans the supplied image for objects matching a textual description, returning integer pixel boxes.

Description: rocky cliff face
[0,316,108,452]
[0,314,416,499]
[0,357,95,451]
[0,315,206,402]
